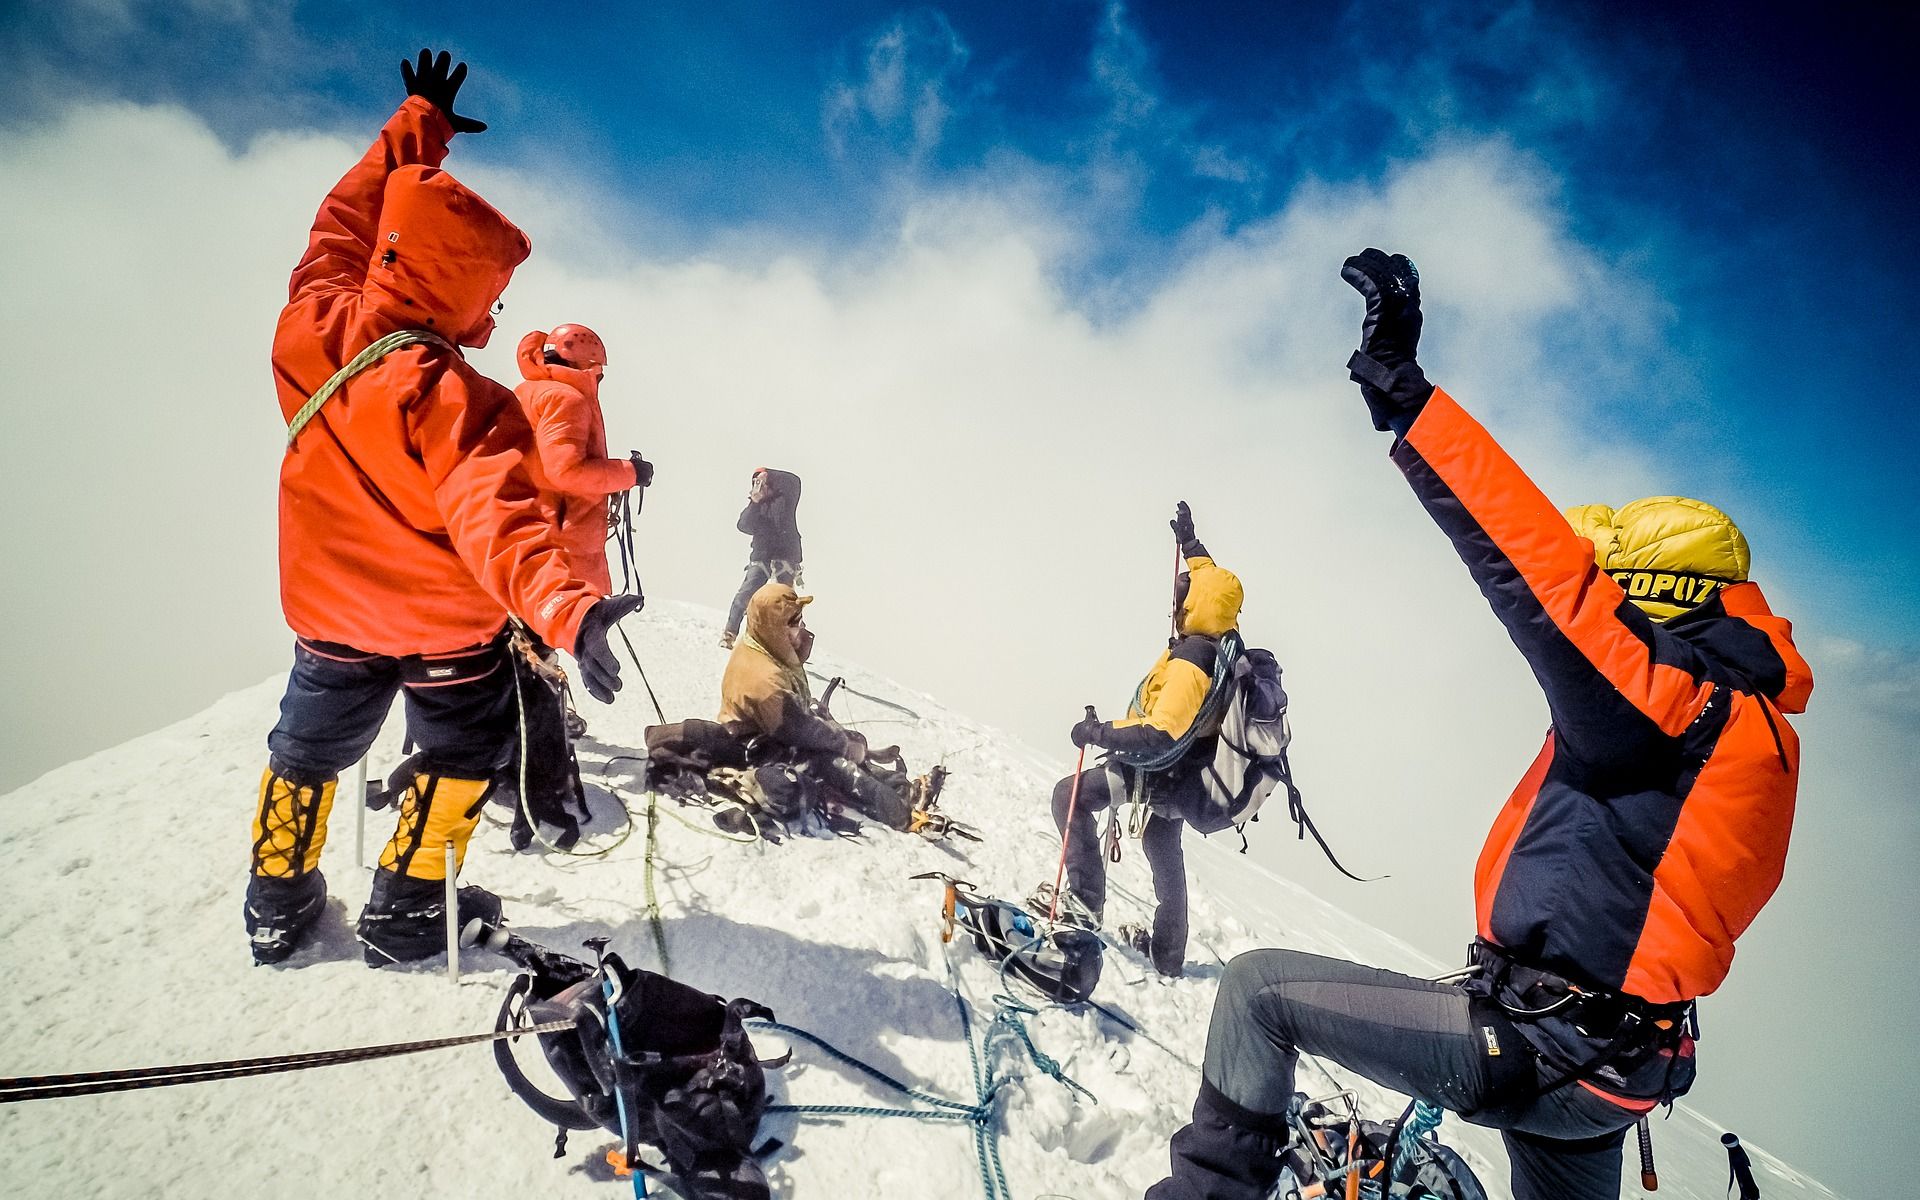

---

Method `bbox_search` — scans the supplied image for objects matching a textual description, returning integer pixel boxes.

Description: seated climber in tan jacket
[718,582,912,830]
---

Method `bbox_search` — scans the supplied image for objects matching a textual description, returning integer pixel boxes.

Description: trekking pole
[1170,538,1182,640]
[1635,1116,1657,1190]
[444,841,459,985]
[1048,706,1098,923]
[1722,1132,1761,1199]
[351,754,368,869]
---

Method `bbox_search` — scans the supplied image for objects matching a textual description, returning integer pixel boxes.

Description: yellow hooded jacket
[718,583,847,756]
[1096,553,1245,763]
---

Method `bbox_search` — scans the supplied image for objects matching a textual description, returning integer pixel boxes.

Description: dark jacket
[737,469,803,564]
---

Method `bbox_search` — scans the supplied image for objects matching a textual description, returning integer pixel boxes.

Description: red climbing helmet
[545,323,609,370]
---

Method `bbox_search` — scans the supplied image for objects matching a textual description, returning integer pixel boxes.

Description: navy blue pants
[724,559,799,636]
[267,634,516,779]
[1051,762,1190,976]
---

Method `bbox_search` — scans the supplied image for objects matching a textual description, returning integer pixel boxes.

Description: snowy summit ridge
[0,601,1842,1199]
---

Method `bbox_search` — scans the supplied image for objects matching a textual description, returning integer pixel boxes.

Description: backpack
[493,942,780,1200]
[1188,647,1293,835]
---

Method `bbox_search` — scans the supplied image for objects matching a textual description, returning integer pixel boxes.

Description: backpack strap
[285,328,454,448]
[493,974,600,1133]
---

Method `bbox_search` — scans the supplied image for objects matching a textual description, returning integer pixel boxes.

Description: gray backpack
[1189,648,1292,835]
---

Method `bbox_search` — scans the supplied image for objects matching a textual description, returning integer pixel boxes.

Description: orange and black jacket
[1394,389,1812,1007]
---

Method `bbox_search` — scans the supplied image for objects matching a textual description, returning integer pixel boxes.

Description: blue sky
[2,2,1915,1196]
[8,0,1914,643]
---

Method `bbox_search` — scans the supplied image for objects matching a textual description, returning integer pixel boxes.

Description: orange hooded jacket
[274,98,599,655]
[513,331,642,596]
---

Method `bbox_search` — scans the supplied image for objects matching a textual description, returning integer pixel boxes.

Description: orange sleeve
[288,97,453,304]
[527,384,639,496]
[407,362,599,651]
[1395,389,1715,748]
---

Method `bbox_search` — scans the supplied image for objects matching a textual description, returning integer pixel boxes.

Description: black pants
[500,634,583,831]
[267,634,515,778]
[798,752,912,830]
[1051,762,1189,976]
[724,559,798,636]
[1149,948,1638,1200]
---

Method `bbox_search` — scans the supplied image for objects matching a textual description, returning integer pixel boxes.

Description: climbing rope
[284,328,452,447]
[0,1019,573,1104]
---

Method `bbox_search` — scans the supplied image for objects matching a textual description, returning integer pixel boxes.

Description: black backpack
[494,943,780,1200]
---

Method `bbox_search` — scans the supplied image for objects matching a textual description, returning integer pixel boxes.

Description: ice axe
[1049,705,1099,923]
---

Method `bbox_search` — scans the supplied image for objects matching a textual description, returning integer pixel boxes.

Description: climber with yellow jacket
[1050,501,1244,978]
[719,582,913,831]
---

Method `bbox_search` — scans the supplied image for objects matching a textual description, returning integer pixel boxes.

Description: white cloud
[823,12,970,165]
[0,97,1907,1190]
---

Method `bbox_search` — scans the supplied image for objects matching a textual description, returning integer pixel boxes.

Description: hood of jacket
[515,328,601,401]
[361,164,530,348]
[1666,581,1813,714]
[1179,555,1243,639]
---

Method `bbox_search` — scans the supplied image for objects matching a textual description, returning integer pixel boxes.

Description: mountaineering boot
[356,770,497,965]
[245,765,338,964]
[718,630,736,650]
[1118,922,1154,956]
[1145,1084,1291,1200]
[358,874,503,966]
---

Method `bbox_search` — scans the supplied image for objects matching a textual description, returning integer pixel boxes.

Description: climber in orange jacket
[248,51,640,968]
[513,324,651,596]
[497,325,651,849]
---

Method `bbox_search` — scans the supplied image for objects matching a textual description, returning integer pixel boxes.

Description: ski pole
[1049,706,1098,923]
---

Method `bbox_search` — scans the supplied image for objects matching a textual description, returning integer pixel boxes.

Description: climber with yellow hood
[719,582,913,831]
[1049,501,1244,978]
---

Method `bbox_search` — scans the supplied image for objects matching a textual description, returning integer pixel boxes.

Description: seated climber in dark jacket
[1147,250,1813,1200]
[721,468,803,648]
[1051,501,1244,978]
[718,582,911,830]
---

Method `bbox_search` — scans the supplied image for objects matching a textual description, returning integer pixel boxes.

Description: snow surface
[0,601,1844,1199]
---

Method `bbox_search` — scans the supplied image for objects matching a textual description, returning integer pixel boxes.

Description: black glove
[401,48,487,134]
[572,593,644,703]
[1070,708,1105,749]
[1170,500,1207,558]
[1340,248,1433,430]
[629,452,654,488]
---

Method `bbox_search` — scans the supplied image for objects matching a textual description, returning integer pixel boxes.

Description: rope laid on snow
[0,1020,575,1104]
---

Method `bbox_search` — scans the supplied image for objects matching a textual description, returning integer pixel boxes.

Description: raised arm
[287,97,452,302]
[1340,249,1715,762]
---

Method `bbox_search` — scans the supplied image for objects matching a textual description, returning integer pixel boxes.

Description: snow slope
[0,601,1842,1199]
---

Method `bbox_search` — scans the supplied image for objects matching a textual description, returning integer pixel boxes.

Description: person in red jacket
[1148,251,1812,1200]
[247,51,640,968]
[498,325,651,849]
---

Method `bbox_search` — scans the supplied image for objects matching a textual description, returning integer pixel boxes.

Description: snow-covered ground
[0,601,1842,1199]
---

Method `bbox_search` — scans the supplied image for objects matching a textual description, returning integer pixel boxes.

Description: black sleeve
[774,695,847,755]
[737,502,764,535]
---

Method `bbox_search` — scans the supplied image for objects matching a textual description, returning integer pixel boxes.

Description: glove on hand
[629,452,654,488]
[1340,248,1433,430]
[1070,714,1107,750]
[401,49,488,134]
[1170,500,1207,558]
[573,593,644,703]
